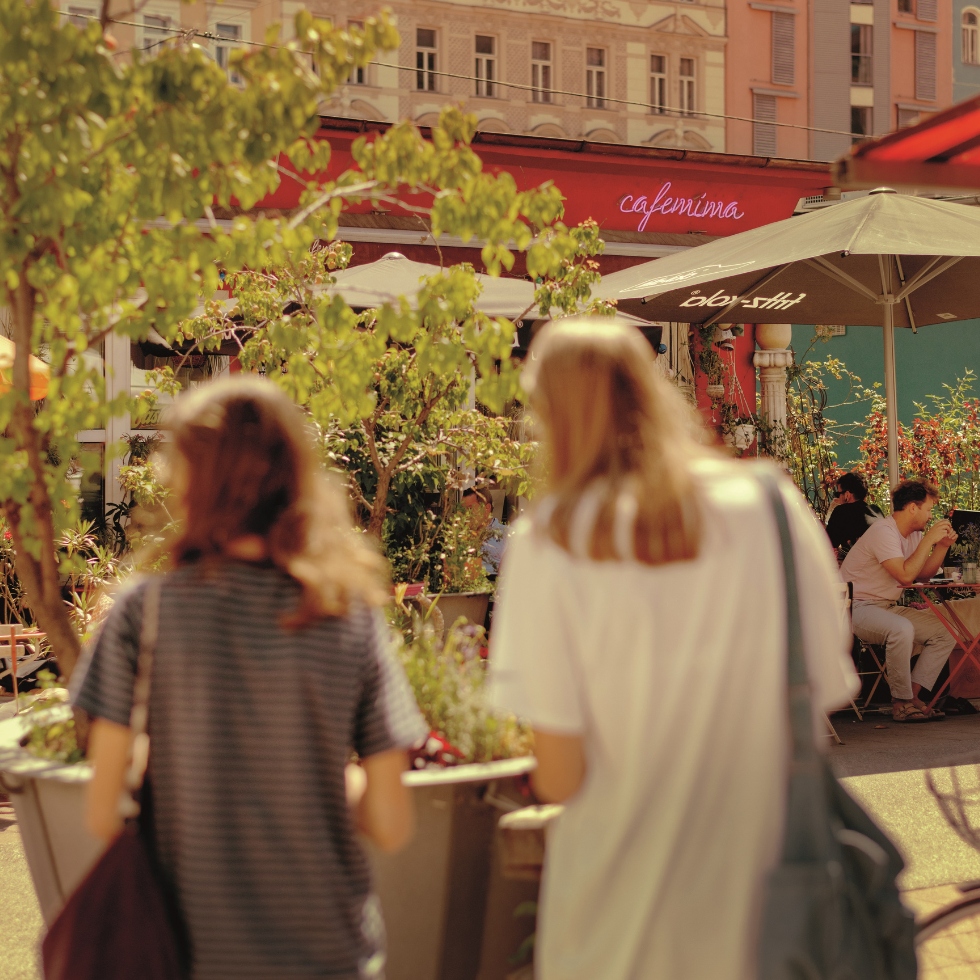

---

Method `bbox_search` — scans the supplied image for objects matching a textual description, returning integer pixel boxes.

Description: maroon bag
[42,581,187,980]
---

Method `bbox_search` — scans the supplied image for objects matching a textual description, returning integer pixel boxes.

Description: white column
[753,323,794,457]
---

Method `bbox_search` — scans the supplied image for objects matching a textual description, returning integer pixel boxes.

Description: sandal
[892,700,930,722]
[911,697,946,720]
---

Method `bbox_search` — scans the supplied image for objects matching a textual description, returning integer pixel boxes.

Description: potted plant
[696,324,738,402]
[954,524,980,583]
[431,502,496,632]
[719,405,759,456]
[368,601,535,980]
[0,683,102,924]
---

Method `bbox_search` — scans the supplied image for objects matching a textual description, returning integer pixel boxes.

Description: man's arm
[919,536,956,581]
[881,521,957,587]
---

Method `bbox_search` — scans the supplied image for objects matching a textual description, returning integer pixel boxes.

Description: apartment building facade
[955,0,980,103]
[727,0,954,162]
[76,0,728,151]
[725,0,811,160]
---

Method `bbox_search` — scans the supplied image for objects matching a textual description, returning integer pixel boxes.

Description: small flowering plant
[859,374,980,514]
[389,596,531,767]
[439,506,493,594]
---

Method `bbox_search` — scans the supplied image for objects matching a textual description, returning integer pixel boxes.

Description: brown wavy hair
[161,376,387,624]
[523,315,704,565]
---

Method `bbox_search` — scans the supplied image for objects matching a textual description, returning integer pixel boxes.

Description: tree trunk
[367,467,392,538]
[8,277,82,680]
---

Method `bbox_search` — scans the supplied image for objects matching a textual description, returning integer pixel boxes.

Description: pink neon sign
[618,182,746,232]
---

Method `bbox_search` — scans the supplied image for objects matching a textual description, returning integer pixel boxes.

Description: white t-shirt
[839,515,922,603]
[488,459,857,980]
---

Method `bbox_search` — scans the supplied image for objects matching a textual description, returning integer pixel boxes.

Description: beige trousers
[851,600,956,700]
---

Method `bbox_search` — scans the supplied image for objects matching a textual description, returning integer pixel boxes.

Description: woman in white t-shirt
[488,316,858,980]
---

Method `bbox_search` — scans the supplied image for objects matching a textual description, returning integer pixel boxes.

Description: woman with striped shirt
[72,377,425,979]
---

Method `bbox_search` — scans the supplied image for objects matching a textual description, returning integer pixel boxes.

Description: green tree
[858,372,980,514]
[0,1,604,677]
[180,218,605,541]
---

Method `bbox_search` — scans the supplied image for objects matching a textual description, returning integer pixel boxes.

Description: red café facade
[256,116,832,419]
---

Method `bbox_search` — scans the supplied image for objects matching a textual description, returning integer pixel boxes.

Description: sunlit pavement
[834,711,980,979]
[0,793,43,980]
[4,714,980,979]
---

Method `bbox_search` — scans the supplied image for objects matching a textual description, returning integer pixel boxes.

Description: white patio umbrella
[593,188,980,487]
[318,251,537,319]
[183,253,537,322]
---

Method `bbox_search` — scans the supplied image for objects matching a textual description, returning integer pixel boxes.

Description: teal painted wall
[791,320,980,465]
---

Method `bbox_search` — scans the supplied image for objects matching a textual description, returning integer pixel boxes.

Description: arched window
[964,10,980,66]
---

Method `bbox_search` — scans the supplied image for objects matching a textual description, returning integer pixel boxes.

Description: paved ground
[830,709,980,979]
[0,792,43,980]
[4,709,980,978]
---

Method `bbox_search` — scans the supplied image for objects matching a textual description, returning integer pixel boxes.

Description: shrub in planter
[16,674,83,764]
[390,598,531,767]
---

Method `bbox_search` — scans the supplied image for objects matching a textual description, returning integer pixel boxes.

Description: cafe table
[910,583,980,708]
[0,626,47,705]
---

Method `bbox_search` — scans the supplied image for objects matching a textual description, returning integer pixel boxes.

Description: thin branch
[287,180,378,230]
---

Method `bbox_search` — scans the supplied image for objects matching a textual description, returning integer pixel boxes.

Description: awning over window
[834,95,980,192]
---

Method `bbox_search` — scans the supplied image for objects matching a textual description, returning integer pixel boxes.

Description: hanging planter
[722,423,758,452]
[705,383,725,400]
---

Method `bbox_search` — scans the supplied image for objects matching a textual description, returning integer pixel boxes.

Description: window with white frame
[586,47,606,109]
[897,107,920,128]
[475,35,496,97]
[347,21,366,84]
[650,54,667,114]
[531,41,553,103]
[851,106,872,143]
[141,13,172,56]
[679,58,695,116]
[851,24,873,85]
[964,10,980,65]
[214,22,244,84]
[65,5,96,29]
[416,28,437,91]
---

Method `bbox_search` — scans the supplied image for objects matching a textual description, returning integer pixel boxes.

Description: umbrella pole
[883,299,900,489]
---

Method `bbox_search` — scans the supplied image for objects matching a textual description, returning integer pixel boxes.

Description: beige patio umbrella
[593,188,980,487]
[183,253,537,324]
[0,337,50,401]
[318,252,537,319]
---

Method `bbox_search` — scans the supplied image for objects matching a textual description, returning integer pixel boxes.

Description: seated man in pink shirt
[841,478,958,722]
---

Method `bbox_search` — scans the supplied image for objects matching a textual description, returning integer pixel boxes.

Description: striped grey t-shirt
[71,562,426,980]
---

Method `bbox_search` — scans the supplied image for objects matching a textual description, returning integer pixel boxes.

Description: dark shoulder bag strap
[758,470,835,862]
[758,472,817,762]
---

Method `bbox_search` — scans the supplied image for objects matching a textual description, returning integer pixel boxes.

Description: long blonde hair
[162,376,387,624]
[523,315,704,565]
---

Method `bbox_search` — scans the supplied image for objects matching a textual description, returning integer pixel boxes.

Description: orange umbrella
[0,336,50,400]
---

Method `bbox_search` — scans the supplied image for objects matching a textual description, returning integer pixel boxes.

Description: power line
[378,62,862,141]
[82,11,863,142]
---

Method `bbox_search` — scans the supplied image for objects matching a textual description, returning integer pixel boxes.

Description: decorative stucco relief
[484,0,622,19]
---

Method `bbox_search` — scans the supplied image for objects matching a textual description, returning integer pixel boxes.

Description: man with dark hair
[841,478,957,721]
[825,471,884,556]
